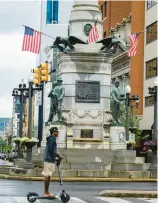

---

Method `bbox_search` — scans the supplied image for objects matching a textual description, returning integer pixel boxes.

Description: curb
[0,174,157,182]
[99,190,158,198]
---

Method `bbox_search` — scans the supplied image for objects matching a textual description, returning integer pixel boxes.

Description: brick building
[98,1,157,137]
[98,1,131,37]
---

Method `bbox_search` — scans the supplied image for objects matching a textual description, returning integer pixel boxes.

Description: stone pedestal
[57,52,113,149]
[49,124,67,148]
[110,126,127,150]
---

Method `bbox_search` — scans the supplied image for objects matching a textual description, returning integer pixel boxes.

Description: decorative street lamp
[125,85,131,141]
[149,76,158,171]
[125,85,140,140]
[129,95,139,132]
[24,72,42,169]
[12,80,27,138]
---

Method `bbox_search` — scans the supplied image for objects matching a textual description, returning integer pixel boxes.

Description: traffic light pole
[37,83,44,147]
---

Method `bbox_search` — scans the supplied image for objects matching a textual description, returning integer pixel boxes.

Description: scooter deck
[35,196,57,200]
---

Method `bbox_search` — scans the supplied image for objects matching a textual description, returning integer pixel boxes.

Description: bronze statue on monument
[111,77,122,125]
[46,77,65,124]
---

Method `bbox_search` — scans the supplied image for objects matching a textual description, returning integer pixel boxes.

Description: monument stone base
[110,126,127,150]
[42,124,67,149]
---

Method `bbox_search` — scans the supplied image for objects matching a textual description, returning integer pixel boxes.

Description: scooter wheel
[27,192,39,202]
[60,192,70,203]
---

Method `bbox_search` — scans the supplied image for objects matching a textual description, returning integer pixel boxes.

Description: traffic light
[33,66,41,85]
[40,62,49,82]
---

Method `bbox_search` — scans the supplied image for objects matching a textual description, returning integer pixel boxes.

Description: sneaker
[44,193,56,198]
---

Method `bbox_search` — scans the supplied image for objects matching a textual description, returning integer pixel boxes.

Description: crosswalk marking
[96,197,157,203]
[96,197,132,203]
[138,198,158,203]
[70,197,88,203]
[7,196,158,203]
[13,196,88,203]
[13,197,41,203]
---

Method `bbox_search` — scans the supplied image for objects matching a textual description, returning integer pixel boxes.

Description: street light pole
[153,86,157,141]
[24,73,42,169]
[19,93,23,137]
[129,96,139,132]
[24,74,34,169]
[12,81,27,138]
[28,81,33,139]
[125,85,131,141]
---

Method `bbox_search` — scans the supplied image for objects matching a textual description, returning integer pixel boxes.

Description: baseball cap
[49,127,59,134]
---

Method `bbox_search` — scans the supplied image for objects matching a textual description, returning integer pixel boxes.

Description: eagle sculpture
[95,37,120,53]
[50,36,87,52]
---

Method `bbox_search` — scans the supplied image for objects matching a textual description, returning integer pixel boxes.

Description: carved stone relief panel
[72,110,103,122]
[75,81,100,103]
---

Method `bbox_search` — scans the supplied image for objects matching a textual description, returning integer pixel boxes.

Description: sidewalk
[0,159,13,166]
[99,190,158,198]
[0,174,157,182]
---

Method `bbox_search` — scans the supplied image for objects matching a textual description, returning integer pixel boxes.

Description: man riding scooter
[42,126,61,197]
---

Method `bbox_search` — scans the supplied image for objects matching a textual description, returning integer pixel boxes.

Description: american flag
[88,23,99,43]
[22,26,41,54]
[127,32,140,57]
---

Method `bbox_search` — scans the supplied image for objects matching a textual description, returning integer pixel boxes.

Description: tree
[119,102,144,141]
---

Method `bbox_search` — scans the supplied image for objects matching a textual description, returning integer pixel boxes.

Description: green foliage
[119,102,143,141]
[12,137,38,143]
[0,138,12,153]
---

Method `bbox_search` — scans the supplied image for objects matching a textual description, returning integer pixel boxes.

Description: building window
[145,96,154,107]
[17,114,20,119]
[146,21,157,44]
[101,5,103,20]
[104,1,107,18]
[146,58,157,79]
[104,31,106,38]
[147,1,157,9]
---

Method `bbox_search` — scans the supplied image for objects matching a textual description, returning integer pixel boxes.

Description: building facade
[98,0,131,37]
[12,97,20,137]
[98,0,157,136]
[0,118,12,142]
[139,1,157,135]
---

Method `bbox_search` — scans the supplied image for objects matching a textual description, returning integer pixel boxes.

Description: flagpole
[22,25,55,39]
[95,18,98,25]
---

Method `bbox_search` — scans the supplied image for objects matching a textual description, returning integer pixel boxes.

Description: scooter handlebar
[52,153,63,166]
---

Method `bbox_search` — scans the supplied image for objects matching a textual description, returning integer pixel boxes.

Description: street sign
[36,91,42,106]
[129,133,135,142]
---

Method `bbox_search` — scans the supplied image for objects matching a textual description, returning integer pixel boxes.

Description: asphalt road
[0,180,157,203]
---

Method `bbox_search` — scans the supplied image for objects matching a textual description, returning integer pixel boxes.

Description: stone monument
[43,0,126,150]
[31,0,150,179]
[44,0,118,150]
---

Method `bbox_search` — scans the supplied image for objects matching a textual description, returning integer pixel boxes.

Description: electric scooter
[27,155,70,203]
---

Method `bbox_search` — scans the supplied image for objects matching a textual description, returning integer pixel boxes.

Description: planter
[127,143,132,150]
[13,140,21,145]
[23,142,37,148]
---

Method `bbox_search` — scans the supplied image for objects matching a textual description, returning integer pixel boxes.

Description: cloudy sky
[0,0,73,118]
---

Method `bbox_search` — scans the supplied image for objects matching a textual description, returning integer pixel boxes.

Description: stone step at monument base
[109,170,151,178]
[3,167,152,178]
[0,166,14,174]
[31,148,149,174]
[150,171,157,178]
[135,157,145,164]
[14,158,26,168]
[111,163,150,171]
